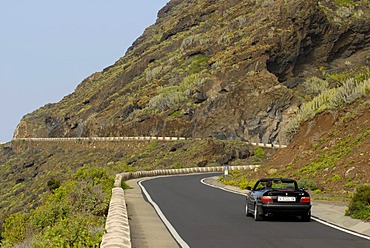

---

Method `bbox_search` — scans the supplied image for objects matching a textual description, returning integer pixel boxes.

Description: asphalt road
[141,173,370,248]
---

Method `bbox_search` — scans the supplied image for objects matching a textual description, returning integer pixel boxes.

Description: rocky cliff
[14,0,370,145]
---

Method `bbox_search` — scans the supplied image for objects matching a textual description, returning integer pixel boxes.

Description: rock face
[14,0,370,144]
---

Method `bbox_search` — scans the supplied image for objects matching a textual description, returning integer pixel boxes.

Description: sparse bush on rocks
[283,78,370,141]
[346,185,370,221]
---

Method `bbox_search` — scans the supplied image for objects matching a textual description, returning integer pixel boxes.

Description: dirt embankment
[259,97,370,194]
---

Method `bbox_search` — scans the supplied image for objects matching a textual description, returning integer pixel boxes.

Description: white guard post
[224,165,229,176]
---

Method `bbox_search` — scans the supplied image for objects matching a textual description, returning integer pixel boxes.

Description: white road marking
[311,217,370,241]
[138,178,190,248]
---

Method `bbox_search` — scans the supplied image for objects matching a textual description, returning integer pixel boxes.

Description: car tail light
[261,196,273,203]
[300,197,310,203]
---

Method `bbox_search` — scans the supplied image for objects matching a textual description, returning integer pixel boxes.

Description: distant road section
[12,136,287,148]
[141,174,370,248]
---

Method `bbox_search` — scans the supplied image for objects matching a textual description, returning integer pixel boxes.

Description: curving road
[140,173,370,248]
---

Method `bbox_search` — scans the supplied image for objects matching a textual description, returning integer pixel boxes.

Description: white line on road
[311,217,370,241]
[138,178,190,248]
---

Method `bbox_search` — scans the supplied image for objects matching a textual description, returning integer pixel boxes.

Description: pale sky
[0,0,169,142]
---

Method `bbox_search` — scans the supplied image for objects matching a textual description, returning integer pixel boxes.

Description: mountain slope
[15,0,370,146]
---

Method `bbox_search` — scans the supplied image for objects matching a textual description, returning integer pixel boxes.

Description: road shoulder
[125,178,179,248]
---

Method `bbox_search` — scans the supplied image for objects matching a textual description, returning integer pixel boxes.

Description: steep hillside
[233,95,370,194]
[15,0,370,146]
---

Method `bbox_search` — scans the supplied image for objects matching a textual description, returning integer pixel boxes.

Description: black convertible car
[245,178,311,221]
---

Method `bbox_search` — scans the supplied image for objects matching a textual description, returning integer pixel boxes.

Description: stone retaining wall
[100,165,259,248]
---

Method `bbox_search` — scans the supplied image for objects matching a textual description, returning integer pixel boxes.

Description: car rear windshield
[271,181,296,190]
[255,180,297,190]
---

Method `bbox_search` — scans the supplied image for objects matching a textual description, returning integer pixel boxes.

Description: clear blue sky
[0,0,169,142]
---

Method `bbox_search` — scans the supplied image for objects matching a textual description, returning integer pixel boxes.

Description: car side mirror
[246,186,252,190]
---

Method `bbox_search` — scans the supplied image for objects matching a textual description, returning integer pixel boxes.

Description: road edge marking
[310,217,370,241]
[138,178,190,248]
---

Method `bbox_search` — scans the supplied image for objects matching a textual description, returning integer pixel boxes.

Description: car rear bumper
[260,203,311,215]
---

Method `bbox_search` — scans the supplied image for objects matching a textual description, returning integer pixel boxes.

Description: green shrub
[170,110,182,118]
[145,66,163,82]
[346,185,370,220]
[147,73,207,112]
[218,170,256,189]
[1,212,30,244]
[334,0,354,6]
[253,146,265,163]
[170,162,183,169]
[302,76,329,96]
[180,34,201,51]
[297,178,318,190]
[313,189,322,194]
[188,54,209,74]
[47,179,61,192]
[1,166,113,246]
[148,86,187,111]
[30,189,71,230]
[237,178,256,189]
[32,214,103,248]
[330,173,341,181]
[121,181,132,190]
[75,166,113,190]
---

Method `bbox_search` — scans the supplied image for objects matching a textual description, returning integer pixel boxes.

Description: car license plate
[278,196,296,202]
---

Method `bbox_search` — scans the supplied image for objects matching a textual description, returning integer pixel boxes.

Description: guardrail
[249,142,287,148]
[100,165,260,248]
[13,136,188,141]
[13,137,287,148]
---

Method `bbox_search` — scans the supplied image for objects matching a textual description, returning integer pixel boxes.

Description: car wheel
[245,201,252,217]
[254,204,263,221]
[301,210,311,222]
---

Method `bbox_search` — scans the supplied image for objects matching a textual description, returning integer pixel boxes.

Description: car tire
[301,210,311,222]
[245,201,252,217]
[254,204,263,221]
